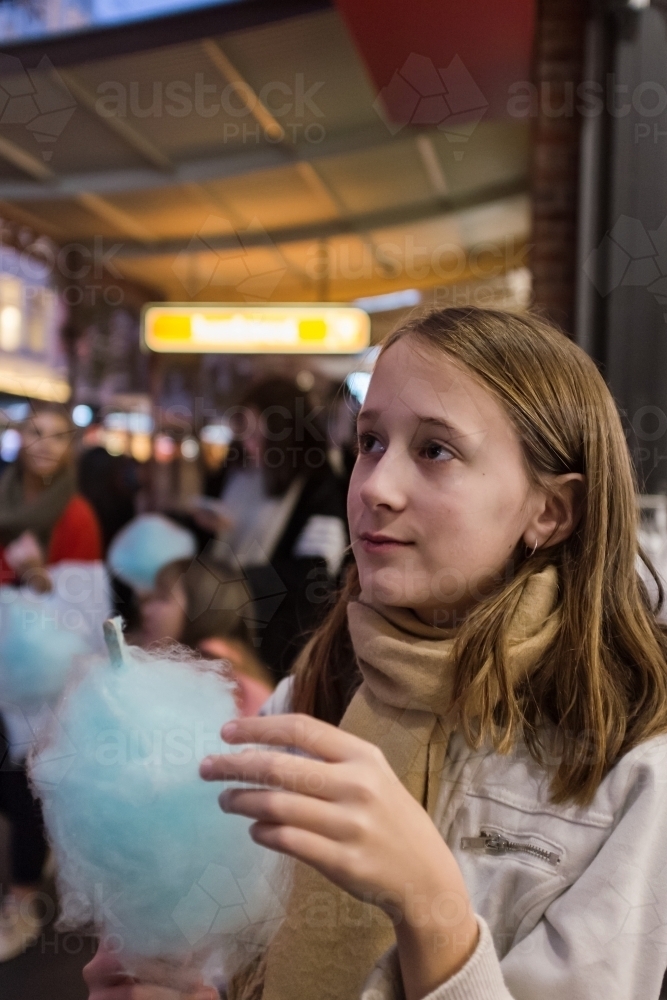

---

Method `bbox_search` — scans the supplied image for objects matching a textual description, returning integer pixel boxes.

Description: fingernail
[221,721,238,740]
[199,757,214,778]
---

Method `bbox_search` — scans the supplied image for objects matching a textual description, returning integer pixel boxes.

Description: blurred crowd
[0,375,357,963]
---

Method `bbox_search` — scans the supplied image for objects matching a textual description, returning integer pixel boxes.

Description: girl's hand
[83,939,218,1000]
[4,530,52,592]
[5,530,45,573]
[200,714,478,1000]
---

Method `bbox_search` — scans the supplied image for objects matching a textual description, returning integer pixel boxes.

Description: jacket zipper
[460,830,561,867]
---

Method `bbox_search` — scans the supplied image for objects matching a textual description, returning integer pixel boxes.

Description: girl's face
[347,336,554,624]
[139,578,187,646]
[21,411,73,479]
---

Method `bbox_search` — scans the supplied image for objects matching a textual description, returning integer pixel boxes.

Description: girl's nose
[358,451,407,511]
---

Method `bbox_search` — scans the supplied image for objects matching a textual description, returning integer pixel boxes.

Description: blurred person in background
[108,513,273,714]
[0,403,102,590]
[78,446,140,556]
[192,377,349,682]
[135,557,273,716]
[0,402,102,961]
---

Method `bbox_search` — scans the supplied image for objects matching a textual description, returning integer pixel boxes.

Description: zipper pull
[460,832,509,854]
[460,830,561,866]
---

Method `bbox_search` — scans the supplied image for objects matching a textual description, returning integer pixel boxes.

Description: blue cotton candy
[29,630,283,985]
[107,514,197,591]
[0,594,90,710]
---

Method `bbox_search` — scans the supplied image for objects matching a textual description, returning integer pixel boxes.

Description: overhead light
[0,305,22,351]
[143,304,370,354]
[352,289,421,314]
[0,356,70,402]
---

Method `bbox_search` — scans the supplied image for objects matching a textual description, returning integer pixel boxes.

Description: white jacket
[261,677,667,1000]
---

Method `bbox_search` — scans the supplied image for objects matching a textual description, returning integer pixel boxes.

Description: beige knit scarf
[229,565,560,1000]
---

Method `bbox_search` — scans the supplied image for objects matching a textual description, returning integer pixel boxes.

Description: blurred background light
[353,290,421,314]
[0,427,21,462]
[72,404,93,428]
[346,372,372,405]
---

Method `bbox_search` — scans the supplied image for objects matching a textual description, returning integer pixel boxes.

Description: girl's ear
[524,473,586,551]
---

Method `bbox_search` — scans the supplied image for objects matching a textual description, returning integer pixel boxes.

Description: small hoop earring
[526,538,538,557]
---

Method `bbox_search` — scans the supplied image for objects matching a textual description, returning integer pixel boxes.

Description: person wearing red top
[0,404,101,589]
[0,402,102,961]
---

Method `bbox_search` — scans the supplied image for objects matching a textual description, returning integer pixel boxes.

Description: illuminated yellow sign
[142,304,370,354]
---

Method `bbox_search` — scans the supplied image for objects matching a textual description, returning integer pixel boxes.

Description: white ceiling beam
[415,135,449,197]
[201,39,285,141]
[0,119,154,240]
[56,69,174,173]
[0,122,400,201]
[0,199,67,239]
[0,136,53,182]
[75,191,154,241]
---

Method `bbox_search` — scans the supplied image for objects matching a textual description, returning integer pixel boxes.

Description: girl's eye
[420,441,455,462]
[357,432,383,454]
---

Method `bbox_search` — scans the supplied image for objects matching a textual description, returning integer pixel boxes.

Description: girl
[137,557,274,717]
[108,513,273,713]
[86,308,667,1000]
[0,403,102,590]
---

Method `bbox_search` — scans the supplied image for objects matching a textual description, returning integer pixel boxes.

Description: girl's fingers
[83,944,136,988]
[201,747,344,799]
[217,713,384,766]
[220,787,356,841]
[249,821,347,878]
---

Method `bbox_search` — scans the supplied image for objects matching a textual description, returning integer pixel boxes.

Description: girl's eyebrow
[357,407,463,437]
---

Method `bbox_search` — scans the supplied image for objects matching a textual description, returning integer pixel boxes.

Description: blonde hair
[292,307,667,804]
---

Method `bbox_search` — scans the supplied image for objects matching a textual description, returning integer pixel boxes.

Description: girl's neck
[23,468,50,502]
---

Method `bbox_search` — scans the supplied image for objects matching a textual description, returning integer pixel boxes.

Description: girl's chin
[357,565,433,608]
[30,465,59,478]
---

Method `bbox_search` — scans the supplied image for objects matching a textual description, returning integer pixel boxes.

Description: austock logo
[171,215,287,299]
[373,53,488,159]
[0,54,76,161]
[583,214,667,319]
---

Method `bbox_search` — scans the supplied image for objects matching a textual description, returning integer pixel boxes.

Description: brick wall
[530,0,587,334]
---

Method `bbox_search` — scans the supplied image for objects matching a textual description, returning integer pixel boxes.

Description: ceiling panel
[12,197,119,239]
[203,163,339,229]
[315,136,434,214]
[72,40,256,159]
[221,10,380,135]
[428,122,530,195]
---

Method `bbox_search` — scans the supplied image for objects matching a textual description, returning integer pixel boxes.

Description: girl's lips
[359,535,412,553]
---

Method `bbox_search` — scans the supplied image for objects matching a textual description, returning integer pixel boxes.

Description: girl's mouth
[359,533,413,553]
